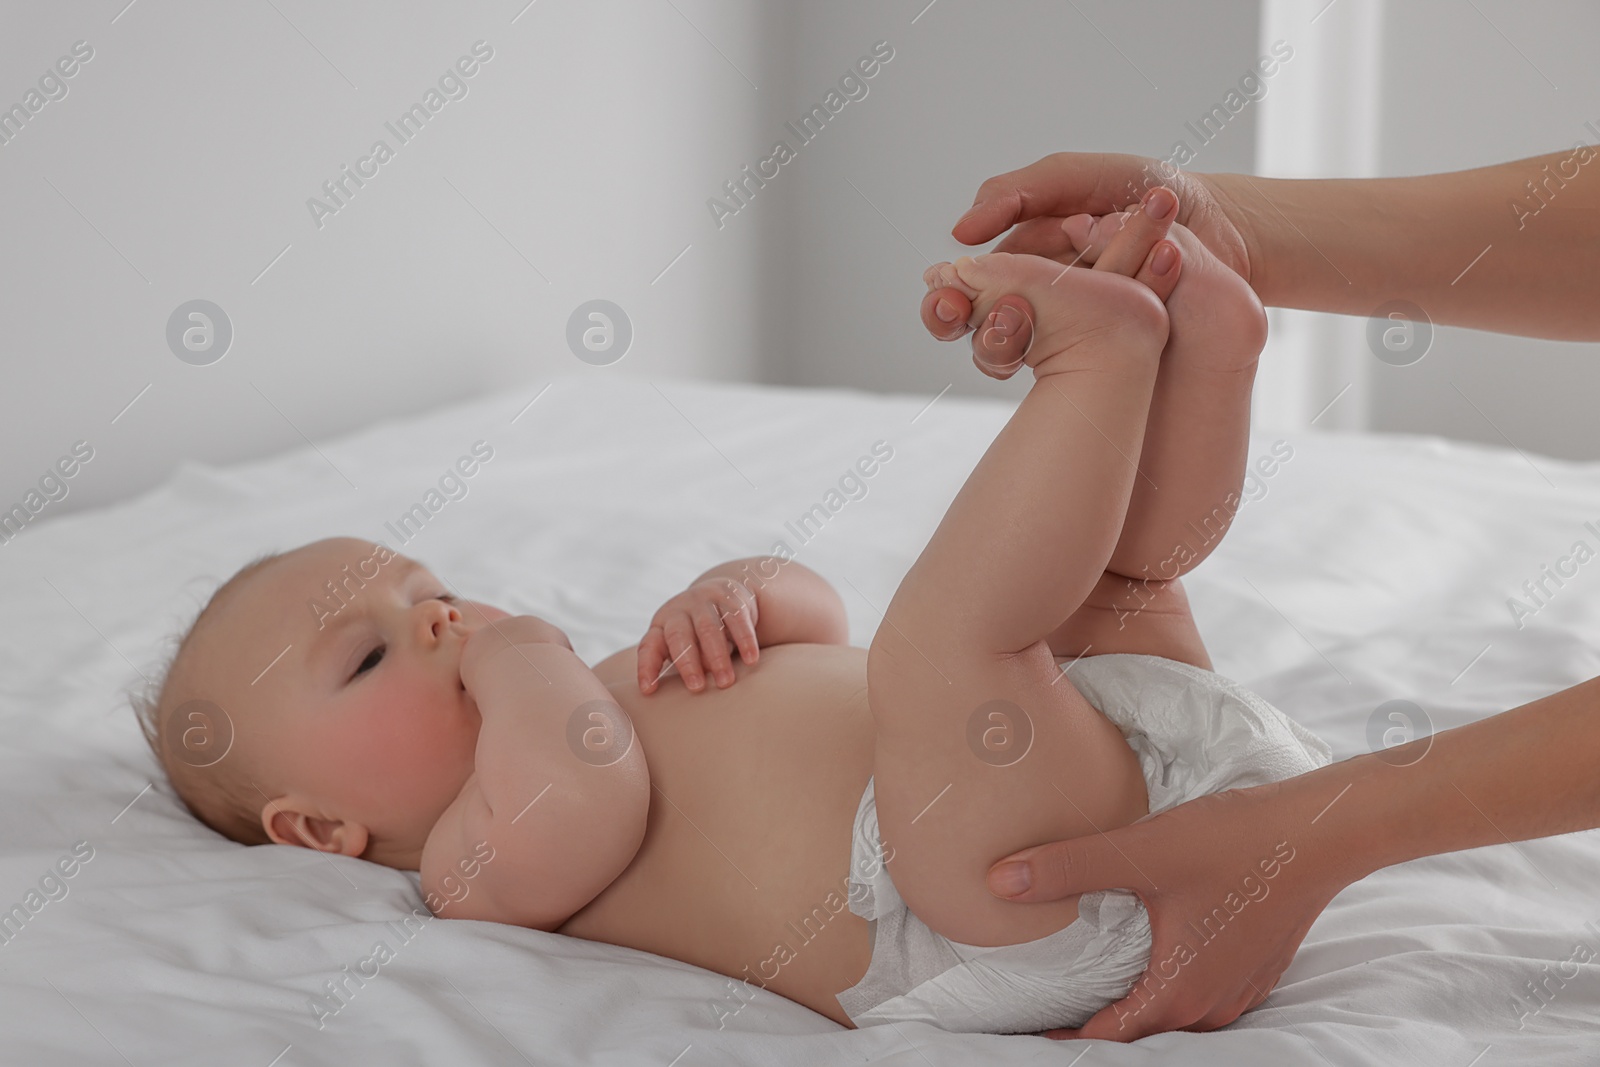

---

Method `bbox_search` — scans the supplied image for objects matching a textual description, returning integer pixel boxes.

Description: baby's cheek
[363,682,477,773]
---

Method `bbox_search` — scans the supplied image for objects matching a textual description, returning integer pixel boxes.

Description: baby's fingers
[637,626,669,692]
[694,603,737,689]
[724,597,759,666]
[663,616,708,693]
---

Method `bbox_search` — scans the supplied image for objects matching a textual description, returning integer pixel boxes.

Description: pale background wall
[2,0,1597,526]
[1362,0,1600,459]
[1251,0,1600,455]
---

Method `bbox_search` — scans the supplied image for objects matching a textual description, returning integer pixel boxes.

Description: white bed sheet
[2,375,1597,1065]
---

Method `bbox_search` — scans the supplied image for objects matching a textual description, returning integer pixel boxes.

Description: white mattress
[2,376,1596,1065]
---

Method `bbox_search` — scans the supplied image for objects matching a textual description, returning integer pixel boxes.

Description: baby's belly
[557,643,876,1026]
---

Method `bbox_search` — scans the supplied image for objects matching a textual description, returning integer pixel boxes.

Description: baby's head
[134,537,515,870]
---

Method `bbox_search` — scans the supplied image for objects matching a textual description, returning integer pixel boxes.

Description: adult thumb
[986,829,1149,903]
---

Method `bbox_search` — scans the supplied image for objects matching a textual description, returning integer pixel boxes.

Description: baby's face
[201,537,524,864]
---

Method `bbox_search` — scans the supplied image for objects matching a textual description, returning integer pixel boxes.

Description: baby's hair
[130,549,287,846]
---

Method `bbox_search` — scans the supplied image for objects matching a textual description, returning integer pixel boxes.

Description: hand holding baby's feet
[1061,203,1268,376]
[923,186,1185,380]
[922,186,1187,380]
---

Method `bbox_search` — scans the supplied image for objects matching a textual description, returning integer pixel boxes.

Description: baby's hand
[637,578,760,694]
[460,615,574,693]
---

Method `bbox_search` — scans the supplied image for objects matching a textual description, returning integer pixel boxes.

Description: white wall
[1364,0,1600,461]
[1250,0,1600,460]
[0,0,781,518]
[768,0,1266,400]
[7,0,1598,532]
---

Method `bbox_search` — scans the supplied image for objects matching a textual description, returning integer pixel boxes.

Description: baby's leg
[1066,212,1268,583]
[867,239,1178,949]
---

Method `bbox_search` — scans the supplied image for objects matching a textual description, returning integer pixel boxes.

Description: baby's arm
[421,618,649,929]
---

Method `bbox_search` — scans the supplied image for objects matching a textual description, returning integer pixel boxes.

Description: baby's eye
[352,645,385,679]
[437,593,458,604]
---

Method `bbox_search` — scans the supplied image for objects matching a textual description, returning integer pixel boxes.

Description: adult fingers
[1131,239,1183,304]
[986,827,1153,903]
[1093,188,1178,276]
[989,214,1084,261]
[952,152,1166,246]
[1047,988,1199,1043]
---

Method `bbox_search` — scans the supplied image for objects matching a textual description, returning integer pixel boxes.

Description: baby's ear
[261,798,369,857]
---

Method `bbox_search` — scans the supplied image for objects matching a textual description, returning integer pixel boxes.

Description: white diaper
[834,652,1332,1034]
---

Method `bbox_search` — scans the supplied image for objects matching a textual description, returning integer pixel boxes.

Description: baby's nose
[422,600,461,641]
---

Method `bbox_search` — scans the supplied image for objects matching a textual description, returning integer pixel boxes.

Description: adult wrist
[1275,747,1420,887]
[1196,170,1276,305]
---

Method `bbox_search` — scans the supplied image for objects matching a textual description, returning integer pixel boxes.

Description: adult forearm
[1208,149,1600,340]
[1298,673,1600,884]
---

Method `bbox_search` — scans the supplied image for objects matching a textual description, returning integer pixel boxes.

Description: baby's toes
[1091,187,1178,277]
[923,260,979,302]
[1060,211,1131,263]
[948,250,1170,372]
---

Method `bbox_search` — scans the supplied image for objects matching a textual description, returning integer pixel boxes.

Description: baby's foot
[924,186,1186,379]
[1063,202,1267,375]
[923,252,1171,378]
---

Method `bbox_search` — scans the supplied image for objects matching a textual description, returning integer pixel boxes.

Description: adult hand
[921,152,1256,376]
[985,778,1355,1041]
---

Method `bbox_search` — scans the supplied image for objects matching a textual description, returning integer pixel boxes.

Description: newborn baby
[135,189,1329,1035]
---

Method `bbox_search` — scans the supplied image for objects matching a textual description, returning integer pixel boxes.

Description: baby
[134,188,1329,1035]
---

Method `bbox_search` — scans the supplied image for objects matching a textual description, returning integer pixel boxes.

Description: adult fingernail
[958,201,983,224]
[1152,242,1178,276]
[935,298,959,323]
[1145,188,1176,221]
[989,862,1032,897]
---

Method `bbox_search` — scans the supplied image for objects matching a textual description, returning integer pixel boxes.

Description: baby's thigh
[865,630,1149,948]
